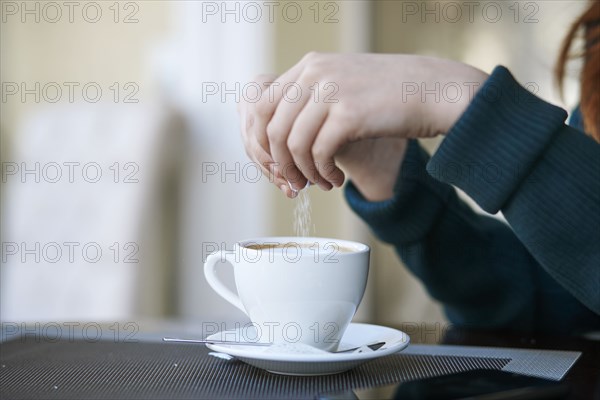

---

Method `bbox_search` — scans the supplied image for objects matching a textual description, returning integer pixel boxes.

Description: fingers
[254,60,305,156]
[287,100,332,191]
[246,135,295,198]
[244,53,346,195]
[311,116,347,188]
[240,74,295,197]
[267,83,314,191]
[249,74,279,155]
[254,58,314,191]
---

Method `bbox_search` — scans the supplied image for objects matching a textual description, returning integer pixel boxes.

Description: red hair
[556,1,600,142]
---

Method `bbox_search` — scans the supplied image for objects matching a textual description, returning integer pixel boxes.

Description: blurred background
[1,1,587,331]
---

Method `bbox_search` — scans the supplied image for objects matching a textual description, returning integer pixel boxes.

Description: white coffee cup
[204,237,370,351]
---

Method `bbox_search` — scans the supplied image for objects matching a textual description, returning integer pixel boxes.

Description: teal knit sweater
[345,66,600,335]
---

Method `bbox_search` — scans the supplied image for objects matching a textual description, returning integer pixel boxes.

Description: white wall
[149,1,275,323]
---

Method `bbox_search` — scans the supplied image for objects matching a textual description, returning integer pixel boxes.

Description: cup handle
[204,251,246,313]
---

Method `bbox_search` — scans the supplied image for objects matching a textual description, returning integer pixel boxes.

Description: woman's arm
[427,66,600,316]
[238,55,600,329]
[346,139,600,333]
[346,140,538,331]
[346,66,599,332]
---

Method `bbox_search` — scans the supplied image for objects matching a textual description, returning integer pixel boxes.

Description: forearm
[428,66,600,315]
[346,140,600,333]
[345,141,538,330]
[345,65,600,333]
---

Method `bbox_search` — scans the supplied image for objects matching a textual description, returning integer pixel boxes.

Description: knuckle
[303,51,321,62]
[332,105,359,130]
[253,74,277,89]
[302,62,327,80]
[323,162,339,178]
[255,98,273,118]
[333,100,356,118]
[266,122,284,144]
[301,53,326,74]
[244,112,255,132]
[287,136,308,155]
[246,141,261,160]
[300,66,318,82]
[311,145,329,163]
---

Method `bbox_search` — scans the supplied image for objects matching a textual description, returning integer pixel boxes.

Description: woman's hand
[335,137,408,202]
[239,53,488,197]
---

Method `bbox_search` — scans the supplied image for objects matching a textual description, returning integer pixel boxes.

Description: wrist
[438,66,489,135]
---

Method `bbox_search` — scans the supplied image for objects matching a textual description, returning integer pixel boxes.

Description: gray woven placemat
[403,344,581,381]
[1,339,509,400]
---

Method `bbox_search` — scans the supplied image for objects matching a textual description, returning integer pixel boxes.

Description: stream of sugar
[293,187,312,237]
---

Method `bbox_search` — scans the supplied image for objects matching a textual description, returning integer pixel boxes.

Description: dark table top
[437,326,600,400]
[1,320,598,399]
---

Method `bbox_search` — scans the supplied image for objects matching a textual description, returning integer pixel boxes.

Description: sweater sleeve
[346,140,541,330]
[345,65,600,332]
[427,66,600,316]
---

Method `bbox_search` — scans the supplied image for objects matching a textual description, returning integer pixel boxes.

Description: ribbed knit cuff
[427,66,568,213]
[345,140,453,244]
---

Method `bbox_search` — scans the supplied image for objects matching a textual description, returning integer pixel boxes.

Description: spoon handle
[163,337,272,346]
[163,337,386,353]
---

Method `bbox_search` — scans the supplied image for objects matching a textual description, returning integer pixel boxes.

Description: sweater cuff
[427,65,568,214]
[345,140,453,244]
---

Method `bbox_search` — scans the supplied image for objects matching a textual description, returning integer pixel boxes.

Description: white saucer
[206,323,410,376]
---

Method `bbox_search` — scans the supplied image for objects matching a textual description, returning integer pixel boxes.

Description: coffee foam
[244,242,356,254]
